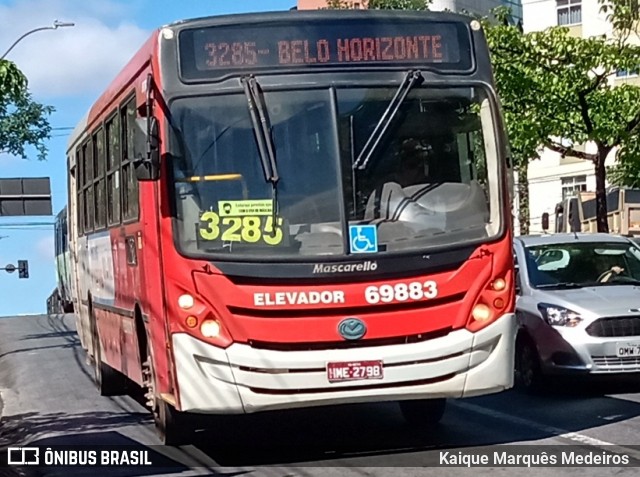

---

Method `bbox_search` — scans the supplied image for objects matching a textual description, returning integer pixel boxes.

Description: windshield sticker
[218,200,273,217]
[199,210,283,245]
[349,225,378,253]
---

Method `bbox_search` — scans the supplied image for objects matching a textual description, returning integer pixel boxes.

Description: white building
[430,0,523,23]
[519,0,640,234]
[298,0,523,22]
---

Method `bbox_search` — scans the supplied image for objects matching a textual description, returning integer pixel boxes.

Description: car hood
[535,286,640,316]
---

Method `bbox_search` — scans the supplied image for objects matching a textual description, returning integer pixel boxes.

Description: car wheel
[516,338,546,393]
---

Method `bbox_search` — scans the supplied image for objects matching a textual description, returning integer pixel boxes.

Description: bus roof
[67,8,481,153]
[163,8,477,29]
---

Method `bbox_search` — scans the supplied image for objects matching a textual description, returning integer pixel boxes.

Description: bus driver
[394,138,432,187]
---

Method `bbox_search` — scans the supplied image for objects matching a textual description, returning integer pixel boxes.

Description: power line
[0,222,54,228]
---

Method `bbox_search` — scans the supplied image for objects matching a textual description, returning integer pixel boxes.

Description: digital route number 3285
[199,211,283,245]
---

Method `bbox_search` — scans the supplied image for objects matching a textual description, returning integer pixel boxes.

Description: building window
[561,175,587,200]
[616,69,639,78]
[557,0,581,26]
[501,0,524,25]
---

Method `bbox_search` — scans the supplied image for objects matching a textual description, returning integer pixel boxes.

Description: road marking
[452,400,640,460]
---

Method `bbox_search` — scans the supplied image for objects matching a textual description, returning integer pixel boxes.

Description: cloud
[35,234,55,262]
[0,0,149,98]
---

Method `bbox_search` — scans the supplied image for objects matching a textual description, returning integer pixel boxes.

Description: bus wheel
[90,306,127,396]
[515,338,546,393]
[142,348,192,445]
[399,398,446,426]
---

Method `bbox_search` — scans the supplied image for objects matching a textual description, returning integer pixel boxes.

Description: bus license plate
[327,360,384,382]
[616,342,640,357]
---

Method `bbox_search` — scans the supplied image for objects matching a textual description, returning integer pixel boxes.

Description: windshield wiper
[352,70,424,171]
[535,282,584,289]
[242,76,279,227]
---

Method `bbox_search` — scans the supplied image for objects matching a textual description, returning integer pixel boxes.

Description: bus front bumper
[172,312,516,414]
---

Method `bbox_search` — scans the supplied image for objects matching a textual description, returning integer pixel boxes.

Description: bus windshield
[170,84,500,258]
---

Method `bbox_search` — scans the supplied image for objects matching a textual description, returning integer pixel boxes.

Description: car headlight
[537,304,583,327]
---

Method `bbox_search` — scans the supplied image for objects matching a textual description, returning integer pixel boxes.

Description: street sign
[4,264,16,273]
[0,177,52,216]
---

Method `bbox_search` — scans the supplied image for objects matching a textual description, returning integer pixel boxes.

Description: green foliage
[599,0,639,39]
[0,59,53,160]
[484,9,640,232]
[325,0,430,10]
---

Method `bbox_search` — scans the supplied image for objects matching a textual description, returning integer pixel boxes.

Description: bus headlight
[472,304,492,322]
[200,319,221,338]
[178,294,194,310]
[492,278,507,291]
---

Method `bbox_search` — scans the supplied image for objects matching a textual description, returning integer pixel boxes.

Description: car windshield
[524,241,640,287]
[169,85,501,259]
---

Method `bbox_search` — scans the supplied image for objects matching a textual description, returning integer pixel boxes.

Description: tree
[0,59,53,160]
[482,14,548,235]
[599,0,640,188]
[484,4,640,234]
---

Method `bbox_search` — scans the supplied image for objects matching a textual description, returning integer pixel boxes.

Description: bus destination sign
[179,19,472,80]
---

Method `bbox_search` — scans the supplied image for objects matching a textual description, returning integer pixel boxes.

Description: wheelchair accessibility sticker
[349,225,378,254]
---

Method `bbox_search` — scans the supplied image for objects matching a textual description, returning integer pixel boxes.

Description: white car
[513,233,640,392]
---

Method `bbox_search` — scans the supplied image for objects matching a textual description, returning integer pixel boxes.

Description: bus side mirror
[134,117,160,181]
[541,212,549,232]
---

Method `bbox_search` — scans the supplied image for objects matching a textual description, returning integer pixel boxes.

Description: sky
[0,0,295,316]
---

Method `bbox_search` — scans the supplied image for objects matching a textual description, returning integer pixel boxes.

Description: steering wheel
[606,275,637,284]
[597,267,626,283]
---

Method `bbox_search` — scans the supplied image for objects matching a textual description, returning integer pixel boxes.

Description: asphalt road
[2,314,640,477]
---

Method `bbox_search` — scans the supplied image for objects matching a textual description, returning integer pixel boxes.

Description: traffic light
[18,260,28,279]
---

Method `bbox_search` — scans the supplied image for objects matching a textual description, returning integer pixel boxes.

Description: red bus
[66,9,516,444]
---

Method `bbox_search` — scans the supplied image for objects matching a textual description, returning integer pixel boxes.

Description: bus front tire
[399,398,446,426]
[143,345,192,446]
[154,399,192,446]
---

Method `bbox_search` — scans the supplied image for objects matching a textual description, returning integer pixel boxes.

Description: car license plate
[616,342,640,357]
[327,360,383,382]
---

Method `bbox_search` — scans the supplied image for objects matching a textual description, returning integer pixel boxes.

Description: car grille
[591,355,640,372]
[586,316,640,337]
